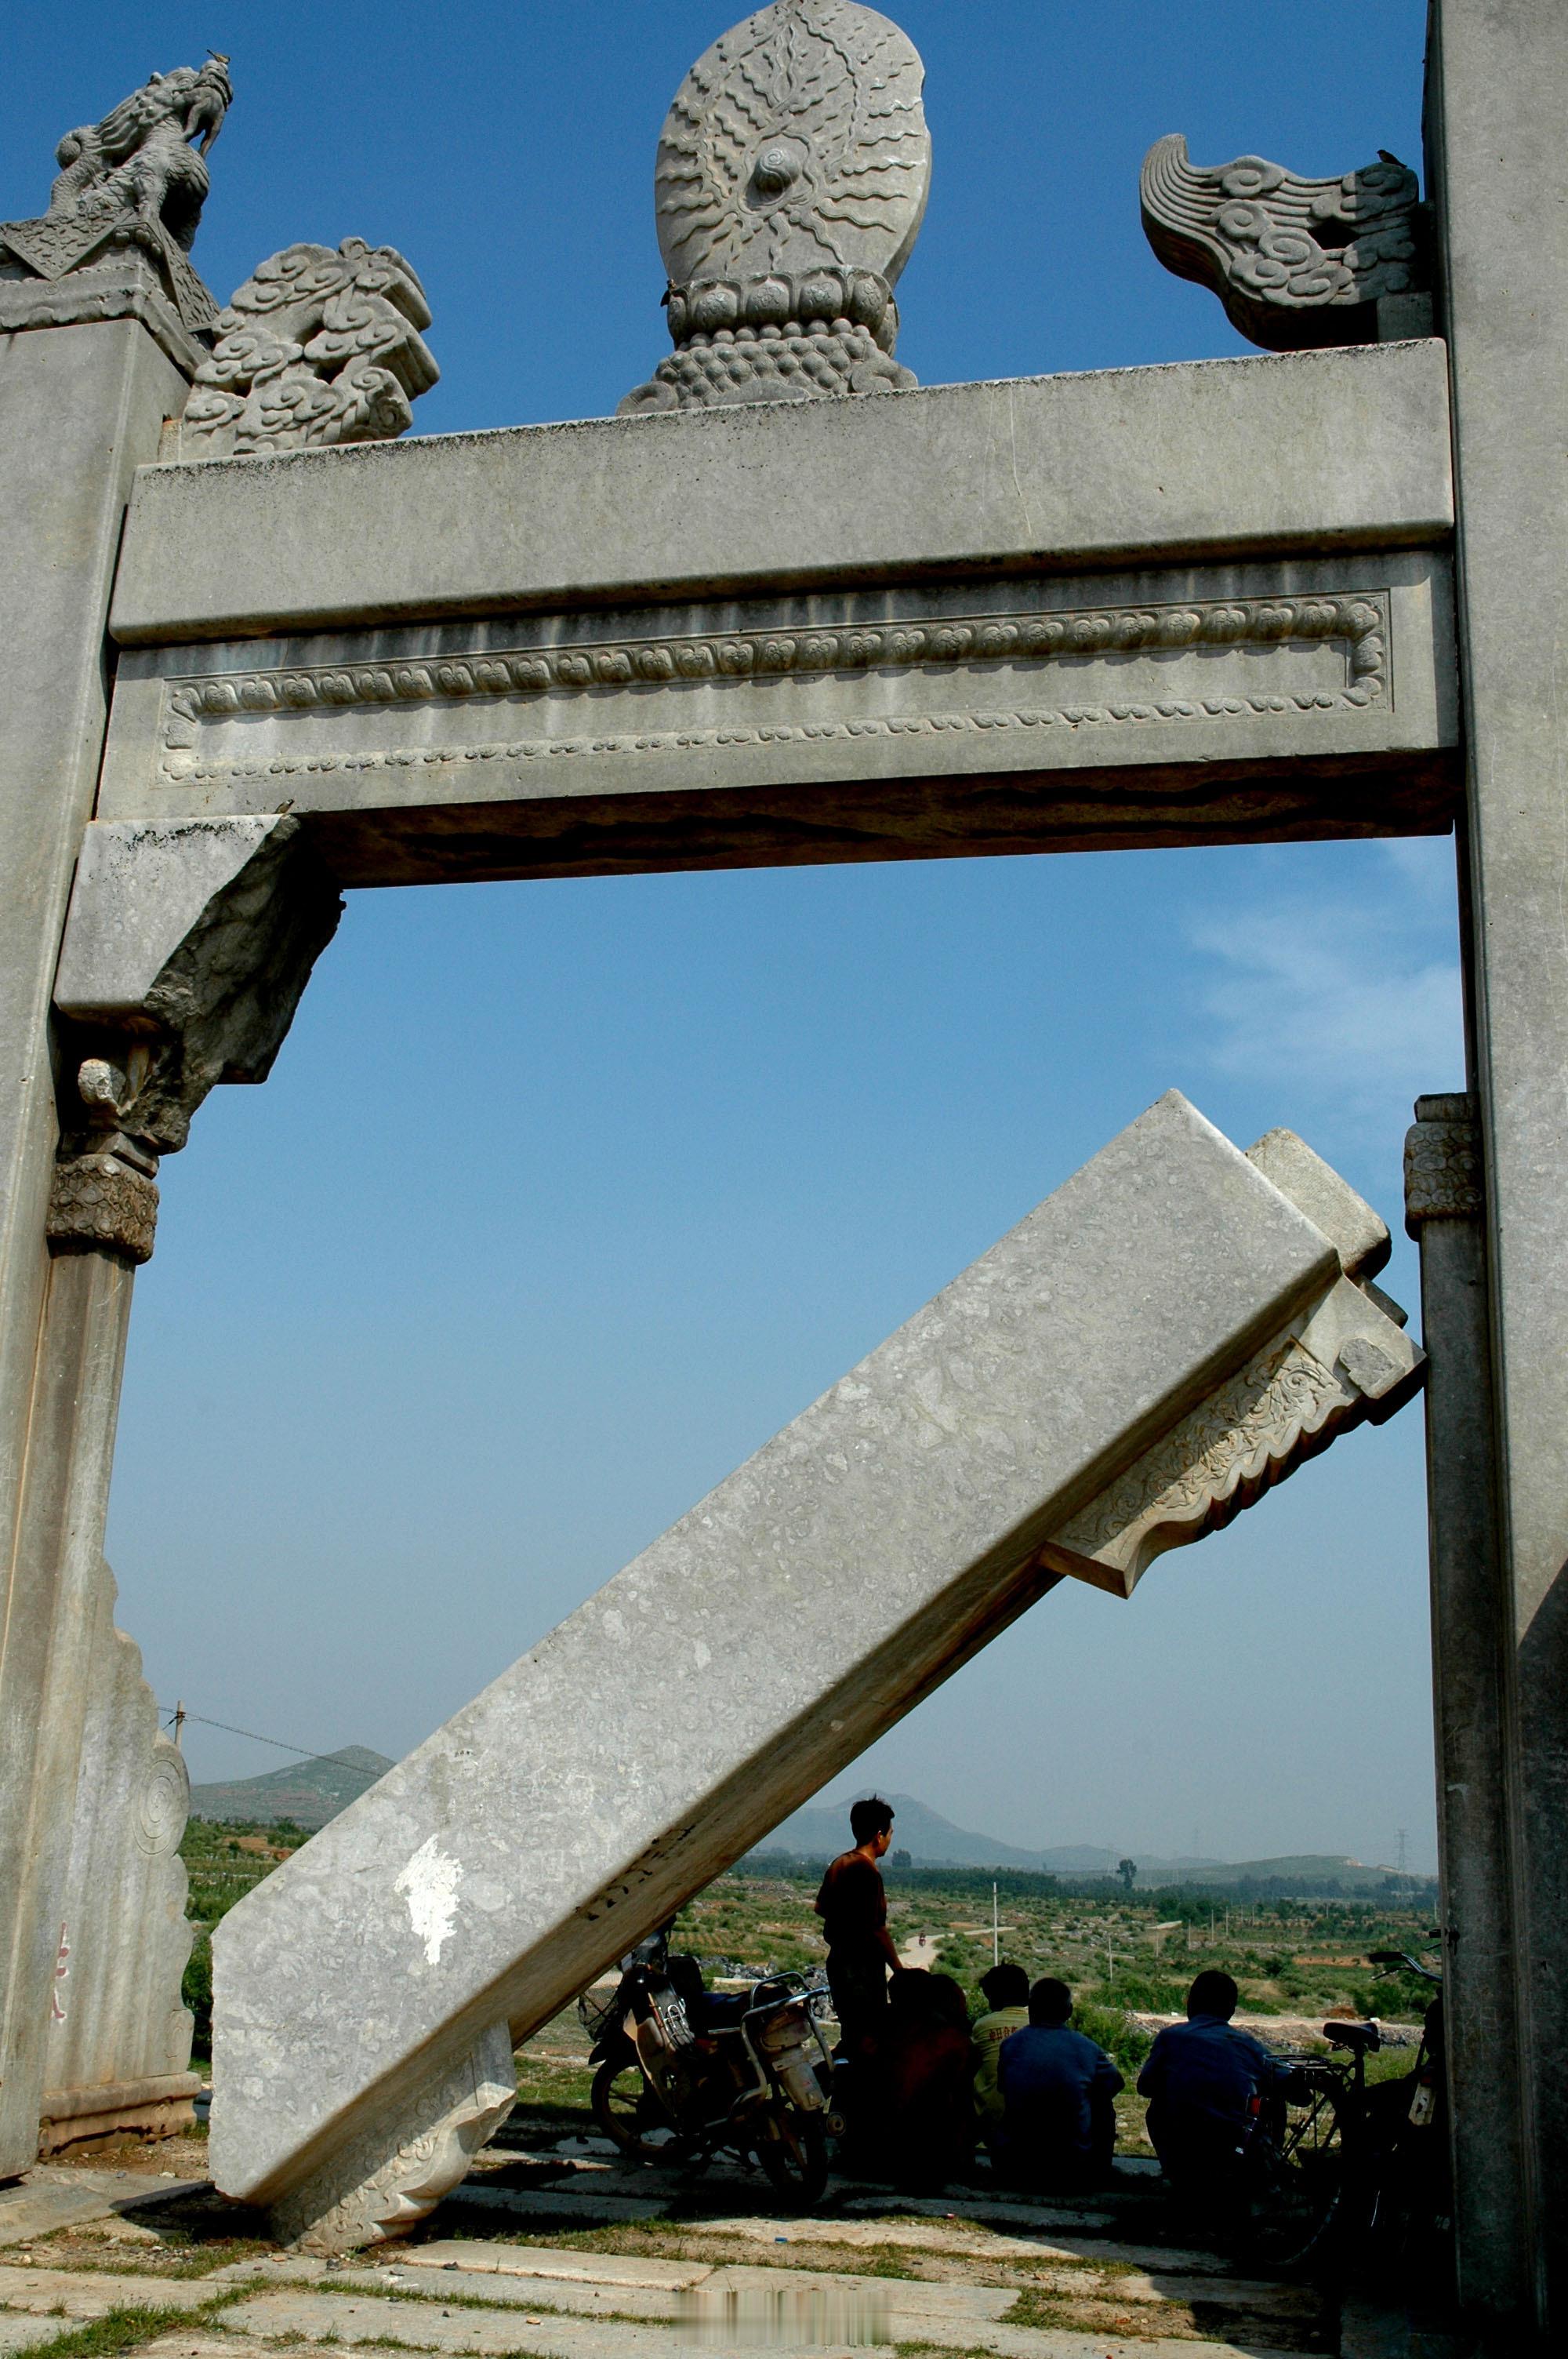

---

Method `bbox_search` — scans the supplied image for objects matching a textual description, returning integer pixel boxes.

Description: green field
[181,1816,1438,2092]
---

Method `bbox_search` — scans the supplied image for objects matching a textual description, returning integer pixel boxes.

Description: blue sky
[13,1,1457,1868]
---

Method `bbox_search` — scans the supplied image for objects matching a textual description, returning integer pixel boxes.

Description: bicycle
[1248,1943,1446,2277]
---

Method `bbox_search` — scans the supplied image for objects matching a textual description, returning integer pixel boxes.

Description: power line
[158,1705,383,1786]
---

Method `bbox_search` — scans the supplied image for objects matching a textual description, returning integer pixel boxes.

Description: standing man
[815,1796,902,2077]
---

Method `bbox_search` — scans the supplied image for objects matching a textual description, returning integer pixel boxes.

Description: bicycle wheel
[590,2054,691,2163]
[1253,2074,1357,2270]
[757,2105,829,2206]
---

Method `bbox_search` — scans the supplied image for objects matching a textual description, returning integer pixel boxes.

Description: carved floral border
[159,591,1390,785]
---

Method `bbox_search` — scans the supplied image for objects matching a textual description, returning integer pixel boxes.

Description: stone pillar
[0,300,195,2178]
[1427,1,1568,2333]
[1405,1094,1526,2321]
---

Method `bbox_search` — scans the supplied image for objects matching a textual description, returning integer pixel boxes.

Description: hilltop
[746,1792,1225,1876]
[188,1745,392,1830]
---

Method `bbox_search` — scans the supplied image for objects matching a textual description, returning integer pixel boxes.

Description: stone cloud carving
[1141,136,1431,350]
[621,0,930,413]
[181,240,438,458]
[0,56,231,341]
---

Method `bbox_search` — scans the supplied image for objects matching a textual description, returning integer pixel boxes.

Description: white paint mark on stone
[394,1837,462,1965]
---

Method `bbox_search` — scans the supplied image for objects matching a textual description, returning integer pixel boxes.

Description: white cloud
[1187,841,1466,1115]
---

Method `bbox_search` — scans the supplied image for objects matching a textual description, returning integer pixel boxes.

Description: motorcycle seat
[1324,2018,1381,2055]
[697,1991,751,2030]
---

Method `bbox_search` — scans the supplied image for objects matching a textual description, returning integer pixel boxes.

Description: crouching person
[996,1978,1123,2190]
[1138,1969,1296,2225]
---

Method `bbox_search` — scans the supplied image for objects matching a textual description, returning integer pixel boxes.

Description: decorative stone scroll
[1141,136,1432,350]
[620,0,930,413]
[1405,1092,1483,1233]
[267,2025,516,2255]
[181,241,437,458]
[0,58,230,342]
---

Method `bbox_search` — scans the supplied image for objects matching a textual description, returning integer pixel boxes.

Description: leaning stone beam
[212,1091,1419,2249]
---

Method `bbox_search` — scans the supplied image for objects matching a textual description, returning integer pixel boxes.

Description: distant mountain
[746,1794,1156,1871]
[189,1746,393,1831]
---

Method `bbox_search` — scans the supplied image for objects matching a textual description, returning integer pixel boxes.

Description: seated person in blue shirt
[1138,1969,1298,2209]
[995,1977,1123,2189]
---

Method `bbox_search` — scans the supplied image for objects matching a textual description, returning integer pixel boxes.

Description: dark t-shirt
[815,1851,887,1955]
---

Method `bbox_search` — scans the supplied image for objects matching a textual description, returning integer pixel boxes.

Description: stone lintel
[210,1092,1420,2243]
[99,554,1459,887]
[109,341,1454,647]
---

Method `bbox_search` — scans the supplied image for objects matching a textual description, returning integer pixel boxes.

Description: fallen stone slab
[212,1094,1417,2252]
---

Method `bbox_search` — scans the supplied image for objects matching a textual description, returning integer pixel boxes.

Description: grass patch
[3,2300,217,2359]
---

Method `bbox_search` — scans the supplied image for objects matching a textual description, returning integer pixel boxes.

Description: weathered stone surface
[1427,1,1568,2324]
[40,1565,197,2154]
[1141,138,1431,349]
[53,816,344,1158]
[0,59,230,342]
[182,241,437,459]
[107,342,1454,647]
[212,1092,1417,2245]
[98,552,1457,889]
[621,1,928,414]
[0,313,193,2179]
[0,250,208,375]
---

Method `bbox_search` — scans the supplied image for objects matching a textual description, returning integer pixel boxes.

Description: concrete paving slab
[449,2186,672,2224]
[0,2317,84,2354]
[839,2193,1117,2233]
[0,2173,207,2248]
[213,2284,1305,2358]
[0,2266,218,2315]
[397,2245,712,2289]
[347,2269,691,2323]
[678,2214,1236,2276]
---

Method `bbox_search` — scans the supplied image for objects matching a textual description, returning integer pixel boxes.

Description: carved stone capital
[1405,1093,1483,1233]
[50,816,342,1260]
[621,1,929,414]
[45,1152,159,1265]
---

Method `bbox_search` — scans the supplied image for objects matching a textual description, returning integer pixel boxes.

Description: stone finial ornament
[0,56,232,341]
[180,240,438,458]
[619,0,930,415]
[1140,135,1432,351]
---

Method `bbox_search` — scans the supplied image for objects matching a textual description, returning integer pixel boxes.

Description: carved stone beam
[49,816,343,1261]
[620,0,931,414]
[1141,136,1432,351]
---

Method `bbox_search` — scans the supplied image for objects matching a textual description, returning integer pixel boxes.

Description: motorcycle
[579,1927,837,2204]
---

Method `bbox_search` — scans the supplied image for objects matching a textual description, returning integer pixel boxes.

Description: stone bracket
[48,816,342,1259]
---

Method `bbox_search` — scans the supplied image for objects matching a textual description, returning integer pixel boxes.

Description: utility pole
[992,1881,999,1968]
[172,1700,185,1751]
